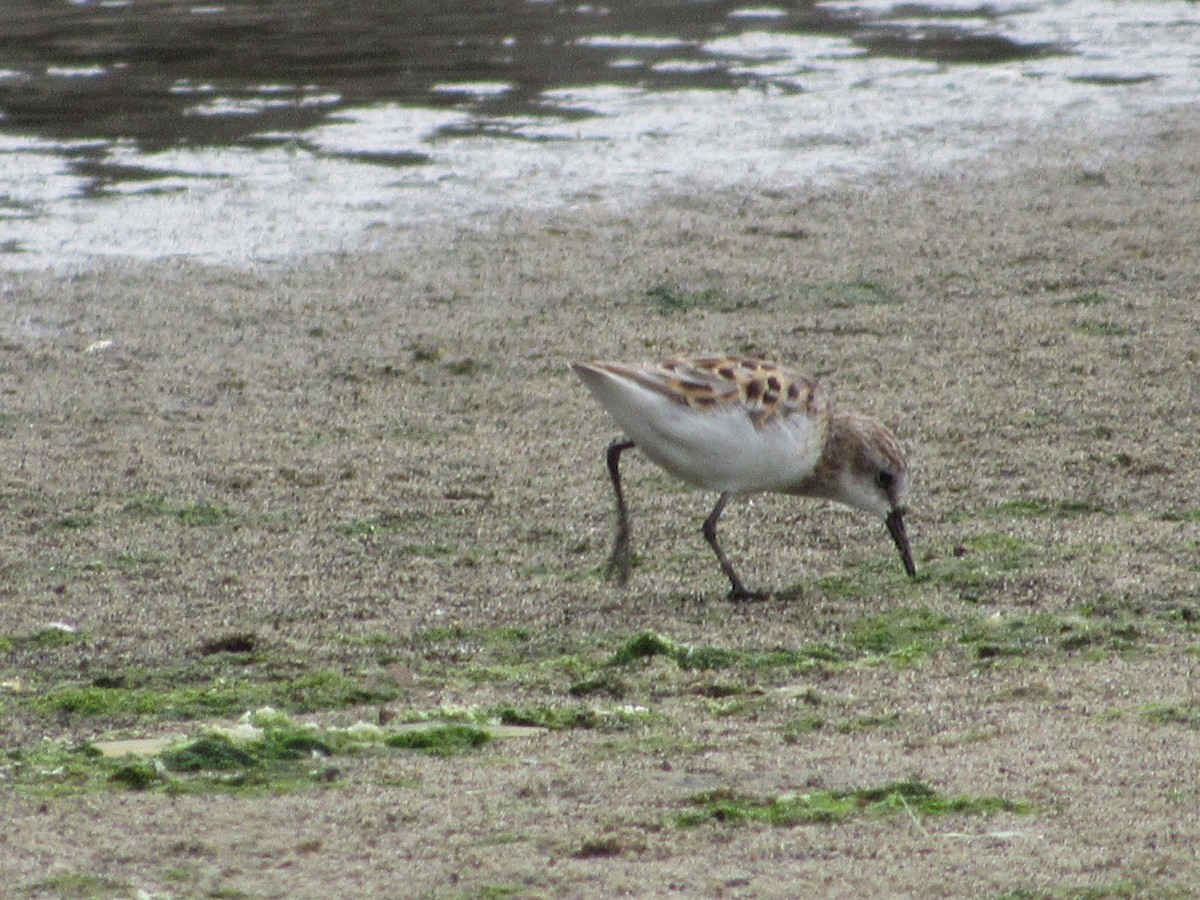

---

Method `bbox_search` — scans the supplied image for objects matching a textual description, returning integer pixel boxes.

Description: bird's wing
[659,356,825,427]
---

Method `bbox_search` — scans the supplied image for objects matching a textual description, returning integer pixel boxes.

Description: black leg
[702,493,765,602]
[604,439,636,584]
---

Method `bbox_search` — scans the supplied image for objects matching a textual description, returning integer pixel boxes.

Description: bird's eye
[876,471,895,491]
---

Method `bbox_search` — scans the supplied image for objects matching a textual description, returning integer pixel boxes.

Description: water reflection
[0,0,1193,269]
[1,0,1058,149]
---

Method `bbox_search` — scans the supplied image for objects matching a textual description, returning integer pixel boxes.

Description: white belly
[580,369,823,494]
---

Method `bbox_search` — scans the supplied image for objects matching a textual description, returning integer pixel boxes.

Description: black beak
[886,508,916,578]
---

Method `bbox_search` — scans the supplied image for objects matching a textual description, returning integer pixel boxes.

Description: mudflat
[1,108,1198,898]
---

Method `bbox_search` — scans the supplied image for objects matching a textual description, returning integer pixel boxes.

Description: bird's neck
[785,410,873,501]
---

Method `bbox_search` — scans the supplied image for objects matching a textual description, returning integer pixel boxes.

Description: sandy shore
[1,106,1198,896]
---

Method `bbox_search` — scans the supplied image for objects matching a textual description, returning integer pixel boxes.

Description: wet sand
[1,106,1199,896]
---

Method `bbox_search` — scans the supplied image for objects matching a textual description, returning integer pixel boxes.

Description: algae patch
[385,724,492,756]
[606,631,841,672]
[677,779,1030,827]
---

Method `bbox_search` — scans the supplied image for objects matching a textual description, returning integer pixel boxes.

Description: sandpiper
[572,355,916,600]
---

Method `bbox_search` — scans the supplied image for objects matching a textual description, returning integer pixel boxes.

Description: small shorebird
[572,355,916,600]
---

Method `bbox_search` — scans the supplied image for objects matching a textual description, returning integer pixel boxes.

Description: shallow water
[1,0,1196,269]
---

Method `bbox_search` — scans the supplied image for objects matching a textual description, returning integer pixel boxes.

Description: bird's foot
[605,548,632,585]
[603,517,633,585]
[725,586,769,603]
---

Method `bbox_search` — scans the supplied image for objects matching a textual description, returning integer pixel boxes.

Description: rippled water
[1,0,1196,269]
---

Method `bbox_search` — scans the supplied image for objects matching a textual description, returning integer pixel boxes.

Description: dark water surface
[0,0,1194,268]
[1,0,1055,149]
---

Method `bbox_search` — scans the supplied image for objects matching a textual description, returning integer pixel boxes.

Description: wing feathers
[580,356,824,428]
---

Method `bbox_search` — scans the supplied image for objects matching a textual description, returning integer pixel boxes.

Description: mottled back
[652,356,826,428]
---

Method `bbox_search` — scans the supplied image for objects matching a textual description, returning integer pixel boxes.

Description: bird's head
[826,413,916,578]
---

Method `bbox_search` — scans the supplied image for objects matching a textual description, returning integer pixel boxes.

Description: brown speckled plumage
[636,355,827,429]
